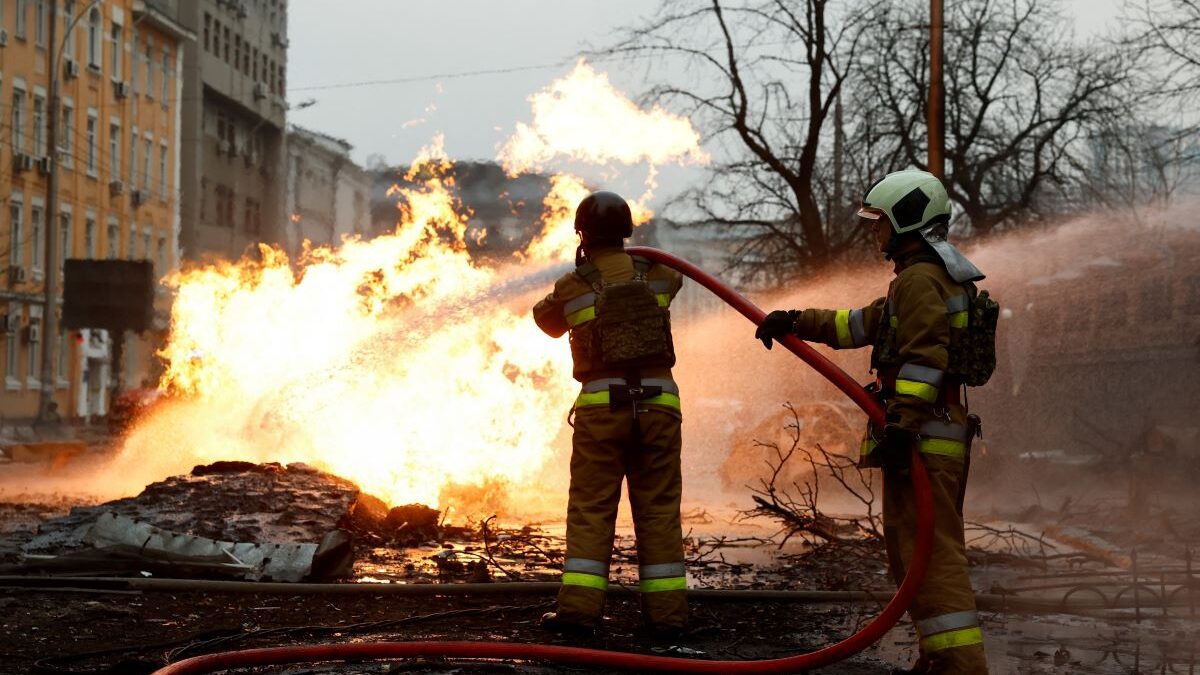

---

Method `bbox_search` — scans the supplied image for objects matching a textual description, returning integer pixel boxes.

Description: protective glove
[755,309,800,349]
[873,425,920,473]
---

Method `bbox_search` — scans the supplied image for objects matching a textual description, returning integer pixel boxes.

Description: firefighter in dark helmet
[756,170,993,674]
[532,191,687,636]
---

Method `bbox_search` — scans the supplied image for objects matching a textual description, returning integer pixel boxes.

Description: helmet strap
[884,231,902,261]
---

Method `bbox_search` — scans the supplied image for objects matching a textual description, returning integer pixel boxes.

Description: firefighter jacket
[533,247,684,414]
[792,251,974,464]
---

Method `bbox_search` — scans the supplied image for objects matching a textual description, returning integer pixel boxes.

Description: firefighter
[755,170,989,674]
[532,191,688,636]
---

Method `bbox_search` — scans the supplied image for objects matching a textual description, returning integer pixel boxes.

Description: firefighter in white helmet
[756,170,992,674]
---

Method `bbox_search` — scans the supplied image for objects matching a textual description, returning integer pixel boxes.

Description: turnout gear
[533,234,687,632]
[758,243,990,673]
[860,170,984,283]
[755,309,799,349]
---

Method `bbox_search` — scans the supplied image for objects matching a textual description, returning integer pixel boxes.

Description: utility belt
[574,377,681,415]
[861,377,980,462]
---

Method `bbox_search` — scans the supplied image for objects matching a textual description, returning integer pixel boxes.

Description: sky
[286,0,1126,205]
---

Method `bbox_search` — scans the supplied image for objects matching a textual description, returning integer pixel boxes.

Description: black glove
[873,425,919,473]
[755,309,799,349]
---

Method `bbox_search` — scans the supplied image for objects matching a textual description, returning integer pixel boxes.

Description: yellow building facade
[1,0,190,421]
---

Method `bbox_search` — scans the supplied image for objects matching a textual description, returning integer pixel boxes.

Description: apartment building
[0,0,191,421]
[171,0,287,262]
[284,125,370,255]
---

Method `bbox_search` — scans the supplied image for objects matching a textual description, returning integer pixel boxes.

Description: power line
[286,59,579,94]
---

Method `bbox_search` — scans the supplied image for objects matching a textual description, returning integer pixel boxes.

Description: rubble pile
[7,461,445,582]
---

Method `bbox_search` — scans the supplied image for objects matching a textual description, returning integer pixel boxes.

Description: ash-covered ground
[1,459,1199,674]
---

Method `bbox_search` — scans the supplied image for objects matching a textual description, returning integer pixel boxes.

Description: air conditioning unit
[64,58,80,79]
[236,2,249,18]
[253,82,267,100]
[2,313,19,333]
[109,180,125,196]
[12,153,33,172]
[25,323,41,344]
[9,266,28,284]
[131,189,147,207]
[36,156,51,176]
[114,81,131,99]
[222,140,235,156]
[0,30,8,47]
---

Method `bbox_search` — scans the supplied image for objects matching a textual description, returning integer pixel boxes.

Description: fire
[117,140,575,512]
[498,59,709,174]
[106,64,707,518]
[506,60,701,264]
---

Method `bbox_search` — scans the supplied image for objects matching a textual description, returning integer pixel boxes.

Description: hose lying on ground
[147,247,935,674]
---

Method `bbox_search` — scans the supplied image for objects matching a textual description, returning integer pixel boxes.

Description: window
[85,110,98,176]
[200,178,208,221]
[110,24,122,81]
[252,47,259,80]
[108,121,121,181]
[30,203,43,274]
[16,0,28,40]
[142,136,152,191]
[63,0,76,58]
[5,303,19,389]
[11,88,26,154]
[203,13,211,51]
[129,126,138,185]
[234,35,241,74]
[212,19,221,57]
[84,214,97,258]
[106,220,118,259]
[58,210,71,276]
[26,305,41,388]
[144,39,154,97]
[87,7,101,68]
[9,199,23,268]
[61,101,75,169]
[132,31,141,93]
[32,93,45,157]
[269,59,276,93]
[142,228,151,260]
[128,223,136,259]
[161,49,171,101]
[56,327,68,385]
[158,142,168,200]
[156,235,166,274]
[223,25,230,62]
[35,0,47,47]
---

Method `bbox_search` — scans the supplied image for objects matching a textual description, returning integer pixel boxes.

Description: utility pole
[928,0,946,179]
[37,0,98,424]
[36,0,62,425]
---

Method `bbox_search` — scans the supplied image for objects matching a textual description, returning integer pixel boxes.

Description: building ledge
[132,1,197,44]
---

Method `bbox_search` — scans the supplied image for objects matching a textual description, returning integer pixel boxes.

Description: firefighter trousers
[555,406,688,630]
[884,454,988,674]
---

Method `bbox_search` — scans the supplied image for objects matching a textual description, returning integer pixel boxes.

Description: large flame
[498,60,709,174]
[111,65,707,519]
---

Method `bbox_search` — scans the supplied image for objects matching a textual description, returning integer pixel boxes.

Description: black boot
[540,611,595,637]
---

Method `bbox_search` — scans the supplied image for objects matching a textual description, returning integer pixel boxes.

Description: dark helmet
[574,191,633,241]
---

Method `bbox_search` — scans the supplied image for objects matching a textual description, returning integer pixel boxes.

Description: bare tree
[860,0,1130,234]
[608,0,886,280]
[1126,0,1200,105]
[741,403,882,546]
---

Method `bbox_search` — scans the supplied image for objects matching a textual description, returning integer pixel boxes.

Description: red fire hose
[153,247,935,674]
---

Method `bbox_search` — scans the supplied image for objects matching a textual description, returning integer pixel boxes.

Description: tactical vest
[871,260,998,388]
[566,255,676,377]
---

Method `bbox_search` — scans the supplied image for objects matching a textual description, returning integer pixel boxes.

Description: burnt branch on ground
[740,403,882,549]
